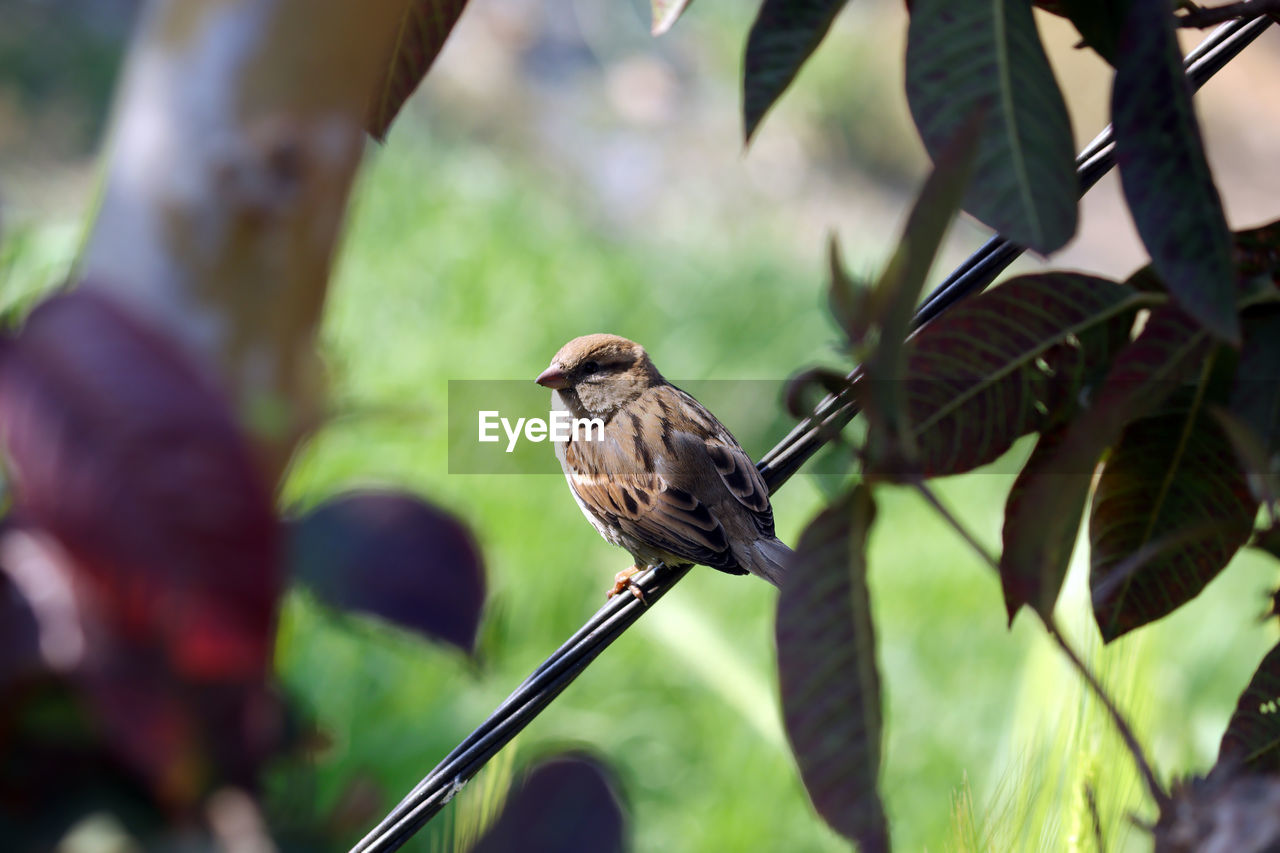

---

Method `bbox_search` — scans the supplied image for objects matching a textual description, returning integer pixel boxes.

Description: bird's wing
[565,464,743,572]
[662,385,776,540]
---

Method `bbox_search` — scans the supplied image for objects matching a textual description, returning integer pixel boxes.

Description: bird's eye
[581,361,600,375]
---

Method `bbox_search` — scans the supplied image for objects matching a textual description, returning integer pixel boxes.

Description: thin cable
[757,14,1273,488]
[352,15,1274,853]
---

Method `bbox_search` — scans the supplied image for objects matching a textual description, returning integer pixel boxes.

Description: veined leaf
[1090,369,1258,642]
[367,0,471,141]
[902,272,1144,477]
[906,0,1077,252]
[1219,642,1280,773]
[997,307,1216,628]
[1111,0,1237,342]
[743,0,849,144]
[777,486,888,851]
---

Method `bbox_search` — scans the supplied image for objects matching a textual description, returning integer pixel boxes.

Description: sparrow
[535,334,792,597]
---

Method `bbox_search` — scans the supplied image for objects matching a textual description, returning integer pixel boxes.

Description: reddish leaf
[289,490,485,653]
[0,290,281,680]
[471,755,626,853]
[904,273,1141,477]
[1111,0,1237,342]
[1000,425,1088,623]
[1219,642,1280,773]
[997,307,1215,631]
[776,486,888,851]
[367,0,471,141]
[1091,384,1258,641]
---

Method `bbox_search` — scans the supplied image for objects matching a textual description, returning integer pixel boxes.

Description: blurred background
[4,0,1280,849]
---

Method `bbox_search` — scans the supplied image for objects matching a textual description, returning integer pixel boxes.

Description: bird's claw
[607,566,648,605]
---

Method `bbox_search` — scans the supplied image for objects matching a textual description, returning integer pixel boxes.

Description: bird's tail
[746,537,794,587]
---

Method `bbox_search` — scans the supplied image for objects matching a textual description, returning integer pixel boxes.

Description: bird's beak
[536,364,569,390]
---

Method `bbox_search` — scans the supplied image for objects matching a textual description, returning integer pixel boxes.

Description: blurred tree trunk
[81,0,408,480]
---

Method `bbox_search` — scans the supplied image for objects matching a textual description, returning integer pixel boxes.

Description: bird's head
[536,334,664,419]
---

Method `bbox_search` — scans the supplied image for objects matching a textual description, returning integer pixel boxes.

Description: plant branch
[909,481,1170,812]
[1046,620,1169,809]
[1178,0,1280,27]
[351,16,1273,853]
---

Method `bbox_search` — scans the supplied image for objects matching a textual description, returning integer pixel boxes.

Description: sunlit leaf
[1219,642,1280,773]
[651,0,695,35]
[906,0,1077,252]
[743,0,849,144]
[289,490,485,653]
[471,755,626,853]
[903,272,1143,477]
[1111,0,1237,342]
[367,0,471,141]
[1000,425,1088,622]
[1091,376,1257,641]
[777,486,888,851]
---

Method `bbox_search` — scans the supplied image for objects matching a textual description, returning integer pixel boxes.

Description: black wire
[350,16,1274,853]
[757,13,1273,489]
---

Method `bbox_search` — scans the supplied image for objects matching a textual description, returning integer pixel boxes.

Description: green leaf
[903,272,1143,476]
[905,0,1077,253]
[743,0,849,144]
[996,307,1216,627]
[651,0,695,35]
[860,112,981,470]
[366,0,471,141]
[1111,0,1238,343]
[1090,352,1257,642]
[776,486,888,851]
[1000,424,1090,622]
[1218,642,1280,773]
